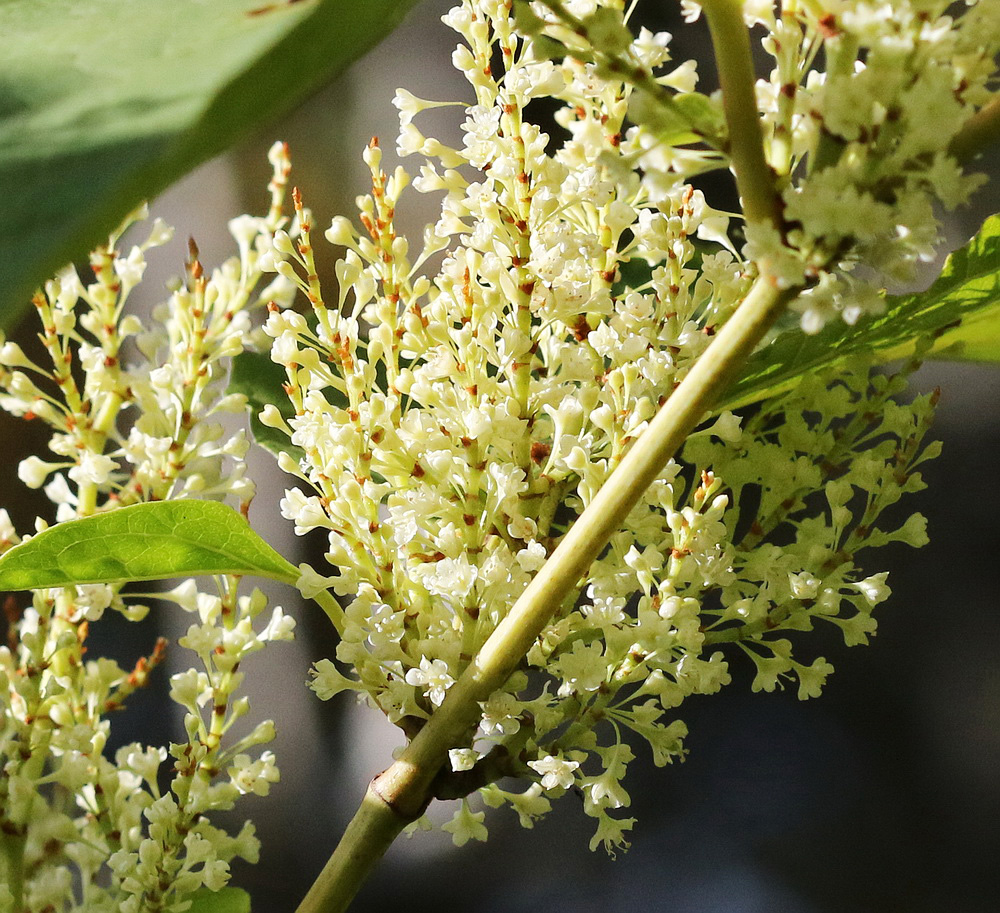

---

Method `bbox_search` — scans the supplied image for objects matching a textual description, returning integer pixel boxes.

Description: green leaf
[228,349,305,461]
[722,213,1000,411]
[629,90,725,146]
[187,887,252,913]
[0,0,420,329]
[0,501,299,591]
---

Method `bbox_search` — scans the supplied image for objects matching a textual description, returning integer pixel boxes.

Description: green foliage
[187,888,252,913]
[0,501,298,590]
[0,0,419,328]
[628,90,726,147]
[724,213,1000,410]
[228,349,306,461]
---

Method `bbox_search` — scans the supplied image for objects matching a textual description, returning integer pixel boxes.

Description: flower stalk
[699,0,783,230]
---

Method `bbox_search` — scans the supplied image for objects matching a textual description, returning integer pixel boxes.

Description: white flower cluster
[531,0,1000,331]
[266,0,948,851]
[0,146,297,908]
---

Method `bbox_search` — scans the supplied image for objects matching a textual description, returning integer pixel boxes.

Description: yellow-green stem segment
[700,0,782,229]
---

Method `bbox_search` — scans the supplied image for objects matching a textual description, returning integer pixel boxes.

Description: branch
[699,0,782,230]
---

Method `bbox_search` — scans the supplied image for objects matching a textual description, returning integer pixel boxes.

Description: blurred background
[2,1,999,910]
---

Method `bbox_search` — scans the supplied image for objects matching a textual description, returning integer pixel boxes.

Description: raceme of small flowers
[266,0,942,851]
[0,146,297,910]
[527,0,999,331]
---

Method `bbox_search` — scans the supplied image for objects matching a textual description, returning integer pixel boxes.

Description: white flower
[68,451,117,486]
[441,799,488,847]
[114,246,147,286]
[404,657,456,707]
[228,751,280,796]
[852,573,891,607]
[280,488,330,535]
[309,659,360,701]
[789,572,821,601]
[18,455,56,488]
[259,607,296,642]
[448,748,479,772]
[169,669,212,709]
[420,554,478,601]
[528,755,580,791]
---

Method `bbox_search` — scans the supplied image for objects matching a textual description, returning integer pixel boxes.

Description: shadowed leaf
[0,0,419,329]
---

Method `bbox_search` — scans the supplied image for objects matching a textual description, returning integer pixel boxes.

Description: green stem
[312,589,346,634]
[296,273,798,913]
[700,0,782,229]
[295,782,414,913]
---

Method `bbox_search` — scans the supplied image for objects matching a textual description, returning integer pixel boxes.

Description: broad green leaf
[229,349,305,461]
[0,501,299,591]
[924,300,1000,362]
[0,0,420,329]
[187,888,252,913]
[722,213,1000,411]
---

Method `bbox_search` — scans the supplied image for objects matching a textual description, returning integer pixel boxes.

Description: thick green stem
[296,782,413,913]
[700,0,782,229]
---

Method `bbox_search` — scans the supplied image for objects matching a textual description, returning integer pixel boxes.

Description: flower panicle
[264,0,960,852]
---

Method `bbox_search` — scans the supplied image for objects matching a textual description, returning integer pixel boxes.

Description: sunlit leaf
[722,214,1000,411]
[0,501,299,591]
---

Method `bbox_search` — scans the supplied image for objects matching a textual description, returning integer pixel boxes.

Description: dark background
[2,2,997,910]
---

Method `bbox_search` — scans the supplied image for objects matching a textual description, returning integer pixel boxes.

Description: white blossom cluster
[746,0,999,330]
[530,0,1000,331]
[266,0,950,851]
[0,146,297,910]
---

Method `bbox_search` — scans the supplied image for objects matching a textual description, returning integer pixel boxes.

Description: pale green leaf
[187,888,252,913]
[628,90,725,146]
[0,0,419,328]
[722,213,1000,411]
[0,501,299,591]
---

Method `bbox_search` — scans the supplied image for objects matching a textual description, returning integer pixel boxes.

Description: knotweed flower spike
[265,0,989,851]
[0,148,297,909]
[0,0,996,908]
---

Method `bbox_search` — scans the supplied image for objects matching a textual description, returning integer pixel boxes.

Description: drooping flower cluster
[265,0,962,851]
[528,0,999,330]
[0,146,296,910]
[746,0,999,330]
